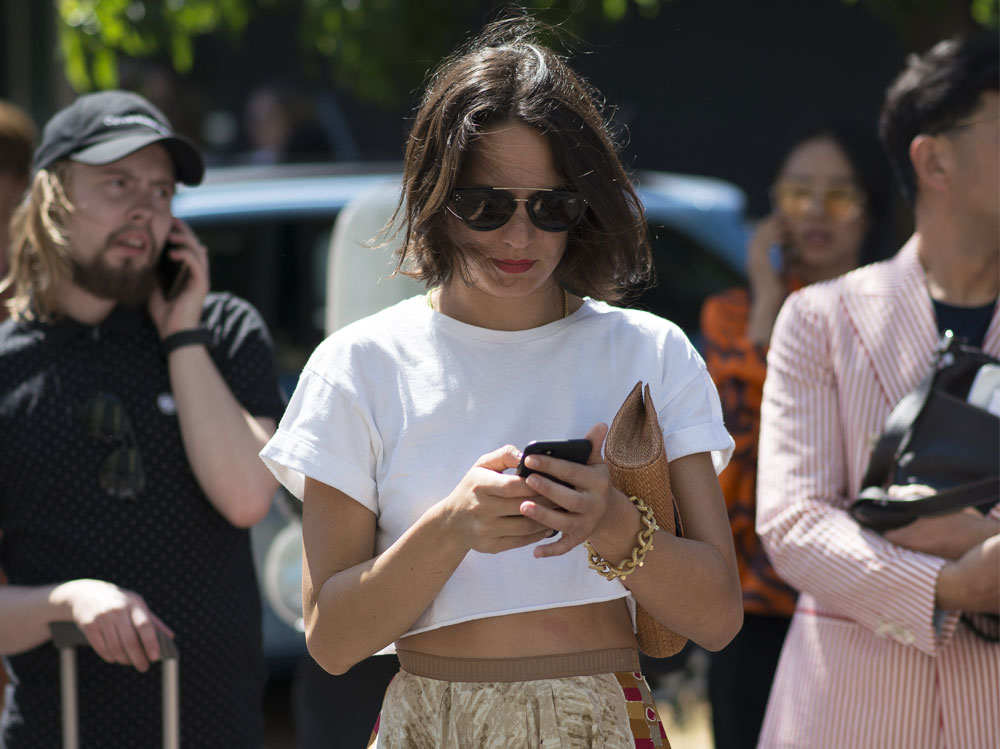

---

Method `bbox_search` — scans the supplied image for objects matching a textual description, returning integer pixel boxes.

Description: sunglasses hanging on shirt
[78,392,146,501]
[448,187,589,232]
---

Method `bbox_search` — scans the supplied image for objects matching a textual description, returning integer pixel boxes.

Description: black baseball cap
[33,90,204,185]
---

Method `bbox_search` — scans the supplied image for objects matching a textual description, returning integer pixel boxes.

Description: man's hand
[885,510,999,560]
[148,218,210,338]
[936,535,1000,613]
[51,579,174,672]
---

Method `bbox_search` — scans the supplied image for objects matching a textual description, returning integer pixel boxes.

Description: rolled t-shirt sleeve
[260,365,380,513]
[657,339,734,474]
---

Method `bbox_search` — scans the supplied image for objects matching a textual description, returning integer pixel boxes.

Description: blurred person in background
[242,85,294,165]
[236,84,332,166]
[756,35,998,748]
[0,95,36,719]
[699,120,891,748]
[0,100,36,320]
[0,90,284,747]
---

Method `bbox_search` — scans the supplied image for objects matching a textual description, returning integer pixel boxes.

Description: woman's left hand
[518,422,633,558]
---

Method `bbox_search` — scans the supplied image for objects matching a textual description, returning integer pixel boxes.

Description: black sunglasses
[449,187,588,232]
[78,392,145,501]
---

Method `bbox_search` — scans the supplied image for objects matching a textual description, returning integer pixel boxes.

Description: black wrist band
[162,328,213,355]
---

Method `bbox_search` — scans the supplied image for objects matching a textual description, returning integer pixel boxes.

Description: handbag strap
[861,365,936,490]
[854,476,999,531]
[861,331,996,489]
[865,476,999,516]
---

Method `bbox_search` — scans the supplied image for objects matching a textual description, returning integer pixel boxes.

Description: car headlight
[263,519,304,632]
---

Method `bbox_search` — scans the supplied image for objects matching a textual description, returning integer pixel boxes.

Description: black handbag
[851,331,999,532]
[850,331,999,642]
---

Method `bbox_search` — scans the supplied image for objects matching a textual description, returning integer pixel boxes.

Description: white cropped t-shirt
[261,296,733,639]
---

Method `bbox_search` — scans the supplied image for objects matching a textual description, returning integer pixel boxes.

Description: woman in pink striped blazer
[756,36,998,749]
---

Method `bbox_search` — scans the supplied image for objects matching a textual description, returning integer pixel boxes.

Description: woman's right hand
[746,212,789,345]
[440,445,555,555]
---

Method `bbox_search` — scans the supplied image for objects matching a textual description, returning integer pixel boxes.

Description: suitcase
[49,621,179,749]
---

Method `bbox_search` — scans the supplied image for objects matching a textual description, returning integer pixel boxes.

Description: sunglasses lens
[824,189,863,222]
[80,393,127,441]
[774,185,812,218]
[80,392,144,500]
[530,191,588,231]
[774,182,863,222]
[99,446,145,501]
[451,189,515,231]
[451,188,587,232]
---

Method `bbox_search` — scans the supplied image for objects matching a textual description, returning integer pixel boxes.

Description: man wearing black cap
[0,90,285,747]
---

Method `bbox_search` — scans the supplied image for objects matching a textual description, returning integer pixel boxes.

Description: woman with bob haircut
[262,14,741,747]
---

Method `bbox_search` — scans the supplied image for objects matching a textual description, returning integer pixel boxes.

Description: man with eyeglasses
[0,91,284,747]
[755,35,998,748]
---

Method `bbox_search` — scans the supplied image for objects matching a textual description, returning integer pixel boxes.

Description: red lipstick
[493,258,535,274]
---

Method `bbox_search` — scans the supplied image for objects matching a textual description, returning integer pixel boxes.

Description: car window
[628,224,744,351]
[192,215,334,390]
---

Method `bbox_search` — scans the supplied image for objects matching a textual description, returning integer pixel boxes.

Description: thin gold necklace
[426,287,570,319]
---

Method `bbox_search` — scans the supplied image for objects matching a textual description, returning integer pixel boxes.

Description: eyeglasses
[78,392,145,500]
[771,179,866,223]
[946,111,999,132]
[448,187,588,232]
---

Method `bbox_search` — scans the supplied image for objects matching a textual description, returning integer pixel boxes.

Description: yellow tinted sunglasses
[771,179,866,223]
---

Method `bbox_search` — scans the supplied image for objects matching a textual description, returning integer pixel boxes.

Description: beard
[69,250,158,306]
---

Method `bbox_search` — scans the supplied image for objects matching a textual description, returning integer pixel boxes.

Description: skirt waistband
[395,647,640,683]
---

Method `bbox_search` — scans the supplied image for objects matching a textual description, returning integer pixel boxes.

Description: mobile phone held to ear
[157,244,190,301]
[517,438,592,488]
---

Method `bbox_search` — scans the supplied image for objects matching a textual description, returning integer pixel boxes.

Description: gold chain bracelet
[584,495,659,581]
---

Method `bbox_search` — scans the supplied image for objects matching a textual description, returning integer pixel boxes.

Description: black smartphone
[157,244,190,301]
[517,438,592,488]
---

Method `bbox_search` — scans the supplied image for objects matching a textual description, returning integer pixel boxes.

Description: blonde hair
[1,162,75,322]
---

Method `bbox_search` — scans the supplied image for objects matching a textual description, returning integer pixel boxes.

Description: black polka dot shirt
[0,292,286,748]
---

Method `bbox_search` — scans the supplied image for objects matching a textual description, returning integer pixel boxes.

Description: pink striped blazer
[756,241,999,749]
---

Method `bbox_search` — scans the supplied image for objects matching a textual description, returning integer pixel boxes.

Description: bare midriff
[396,598,637,659]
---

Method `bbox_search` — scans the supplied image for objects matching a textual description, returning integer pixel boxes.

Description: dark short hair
[775,119,894,264]
[880,34,999,203]
[393,14,651,303]
[0,100,36,177]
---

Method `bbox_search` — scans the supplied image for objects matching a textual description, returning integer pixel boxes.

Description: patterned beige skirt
[367,648,670,748]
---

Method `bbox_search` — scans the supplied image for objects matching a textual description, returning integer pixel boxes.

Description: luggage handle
[49,621,179,749]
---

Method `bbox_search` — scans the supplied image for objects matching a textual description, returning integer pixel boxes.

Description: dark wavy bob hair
[392,14,652,303]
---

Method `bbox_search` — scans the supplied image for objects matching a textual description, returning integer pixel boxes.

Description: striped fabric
[756,241,1000,749]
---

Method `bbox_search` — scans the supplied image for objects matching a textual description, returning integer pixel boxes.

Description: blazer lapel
[983,302,1000,357]
[840,242,938,409]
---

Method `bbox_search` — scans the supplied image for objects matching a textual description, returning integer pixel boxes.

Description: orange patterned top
[700,284,798,617]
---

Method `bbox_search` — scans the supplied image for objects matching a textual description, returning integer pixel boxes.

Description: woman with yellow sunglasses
[699,121,893,749]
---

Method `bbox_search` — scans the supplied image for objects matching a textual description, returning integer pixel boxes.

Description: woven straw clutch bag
[604,381,688,658]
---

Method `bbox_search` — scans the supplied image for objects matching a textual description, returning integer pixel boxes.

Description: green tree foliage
[842,0,998,49]
[57,0,668,105]
[57,0,997,106]
[58,0,253,91]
